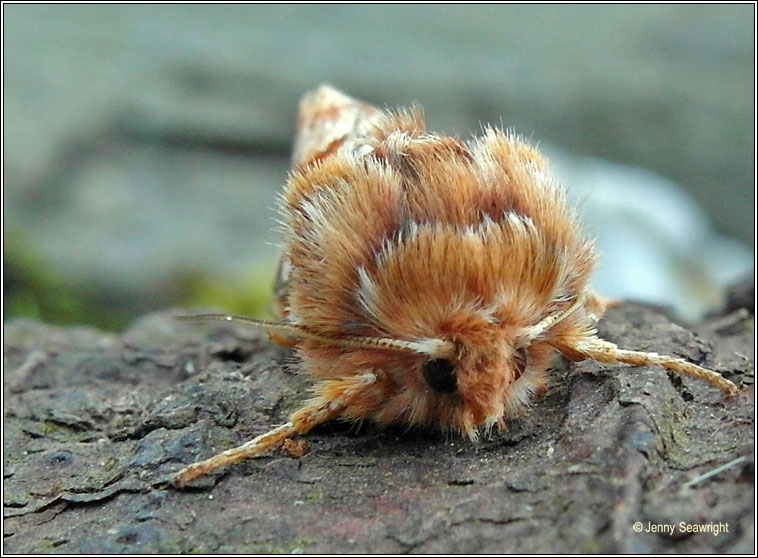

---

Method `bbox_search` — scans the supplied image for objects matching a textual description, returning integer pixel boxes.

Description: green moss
[39,421,62,435]
[101,457,120,472]
[305,487,325,503]
[36,538,68,551]
[4,228,132,331]
[177,263,276,320]
[4,226,278,331]
[26,420,90,443]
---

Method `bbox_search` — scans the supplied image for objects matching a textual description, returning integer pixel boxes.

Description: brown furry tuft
[277,89,600,435]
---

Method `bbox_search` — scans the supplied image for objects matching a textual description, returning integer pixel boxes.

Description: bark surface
[3,282,754,553]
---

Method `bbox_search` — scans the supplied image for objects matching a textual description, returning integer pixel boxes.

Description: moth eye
[513,347,528,381]
[422,358,457,394]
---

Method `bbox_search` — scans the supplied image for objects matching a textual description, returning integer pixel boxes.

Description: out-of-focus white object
[546,145,752,322]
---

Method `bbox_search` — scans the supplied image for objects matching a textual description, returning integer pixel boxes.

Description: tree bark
[3,281,754,553]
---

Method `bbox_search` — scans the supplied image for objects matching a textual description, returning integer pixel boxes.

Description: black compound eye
[422,358,457,394]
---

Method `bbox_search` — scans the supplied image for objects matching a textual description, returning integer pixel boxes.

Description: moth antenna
[175,313,455,358]
[172,372,380,487]
[562,337,739,396]
[176,312,311,339]
[518,293,588,345]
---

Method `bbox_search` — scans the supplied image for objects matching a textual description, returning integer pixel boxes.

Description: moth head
[393,310,556,438]
[287,317,541,439]
[345,210,593,437]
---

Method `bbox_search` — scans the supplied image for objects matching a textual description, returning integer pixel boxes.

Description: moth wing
[290,84,382,168]
[273,85,384,321]
[271,254,292,320]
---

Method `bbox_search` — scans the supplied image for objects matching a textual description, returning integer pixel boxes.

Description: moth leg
[171,371,380,488]
[563,337,739,396]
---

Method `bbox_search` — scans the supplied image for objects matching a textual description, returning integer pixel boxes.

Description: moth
[171,85,738,487]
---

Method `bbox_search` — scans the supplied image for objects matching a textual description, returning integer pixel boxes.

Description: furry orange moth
[171,85,738,487]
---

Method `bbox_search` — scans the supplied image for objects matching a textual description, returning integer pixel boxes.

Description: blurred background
[3,4,754,330]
